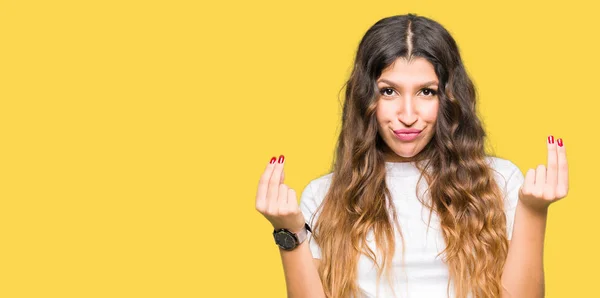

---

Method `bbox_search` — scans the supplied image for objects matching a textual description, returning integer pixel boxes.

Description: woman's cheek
[424,101,439,122]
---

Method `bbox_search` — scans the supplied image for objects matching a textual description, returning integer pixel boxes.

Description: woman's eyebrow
[377,79,439,89]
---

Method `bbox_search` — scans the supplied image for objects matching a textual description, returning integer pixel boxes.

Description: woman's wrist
[518,198,550,218]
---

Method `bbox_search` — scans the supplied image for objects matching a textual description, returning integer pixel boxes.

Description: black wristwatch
[273,223,312,251]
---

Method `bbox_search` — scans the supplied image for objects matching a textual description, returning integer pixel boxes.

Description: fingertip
[525,168,536,181]
[266,156,278,173]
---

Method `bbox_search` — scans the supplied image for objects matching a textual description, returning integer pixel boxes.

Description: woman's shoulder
[485,155,523,192]
[299,172,333,216]
[485,155,520,172]
[306,172,334,196]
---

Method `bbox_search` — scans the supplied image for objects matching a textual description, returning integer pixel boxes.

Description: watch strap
[295,223,312,244]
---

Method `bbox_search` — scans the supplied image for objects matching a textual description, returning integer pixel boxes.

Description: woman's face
[375,57,440,162]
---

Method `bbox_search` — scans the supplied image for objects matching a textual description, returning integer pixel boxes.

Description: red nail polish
[557,138,563,147]
[548,135,554,144]
[270,157,277,164]
[278,155,285,163]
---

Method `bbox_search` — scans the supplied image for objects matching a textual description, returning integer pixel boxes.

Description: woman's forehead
[378,57,438,86]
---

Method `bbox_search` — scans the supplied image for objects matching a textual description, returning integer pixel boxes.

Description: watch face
[274,231,297,250]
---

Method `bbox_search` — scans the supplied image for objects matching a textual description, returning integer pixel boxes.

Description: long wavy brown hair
[310,14,508,298]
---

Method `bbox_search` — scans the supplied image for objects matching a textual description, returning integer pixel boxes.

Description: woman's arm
[279,243,325,298]
[501,136,569,298]
[255,155,326,298]
[501,203,548,298]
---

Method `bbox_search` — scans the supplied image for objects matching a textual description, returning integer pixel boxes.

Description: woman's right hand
[255,155,306,232]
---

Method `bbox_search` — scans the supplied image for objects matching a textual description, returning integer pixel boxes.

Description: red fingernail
[270,157,277,164]
[548,135,554,144]
[278,155,285,163]
[557,138,563,147]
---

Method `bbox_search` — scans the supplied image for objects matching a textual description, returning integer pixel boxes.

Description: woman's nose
[397,97,418,126]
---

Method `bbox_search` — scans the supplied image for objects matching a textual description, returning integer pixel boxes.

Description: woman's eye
[380,87,395,97]
[422,88,438,97]
[379,87,438,97]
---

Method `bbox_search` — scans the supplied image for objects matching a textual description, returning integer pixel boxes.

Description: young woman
[255,13,569,298]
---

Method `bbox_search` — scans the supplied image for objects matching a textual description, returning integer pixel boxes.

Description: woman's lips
[393,128,422,134]
[393,131,421,141]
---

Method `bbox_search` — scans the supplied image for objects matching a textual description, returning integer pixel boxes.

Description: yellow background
[0,0,597,297]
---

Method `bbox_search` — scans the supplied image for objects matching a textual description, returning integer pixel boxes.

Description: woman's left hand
[518,136,569,213]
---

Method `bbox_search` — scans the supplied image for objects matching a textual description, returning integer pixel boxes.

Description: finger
[277,183,289,214]
[535,164,546,193]
[556,138,569,198]
[546,135,558,189]
[521,168,536,196]
[287,188,298,210]
[256,156,278,211]
[280,168,285,184]
[266,155,285,206]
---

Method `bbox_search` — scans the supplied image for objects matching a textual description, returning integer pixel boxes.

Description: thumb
[518,186,523,200]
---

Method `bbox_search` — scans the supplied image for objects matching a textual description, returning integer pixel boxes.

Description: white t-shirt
[299,156,524,298]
